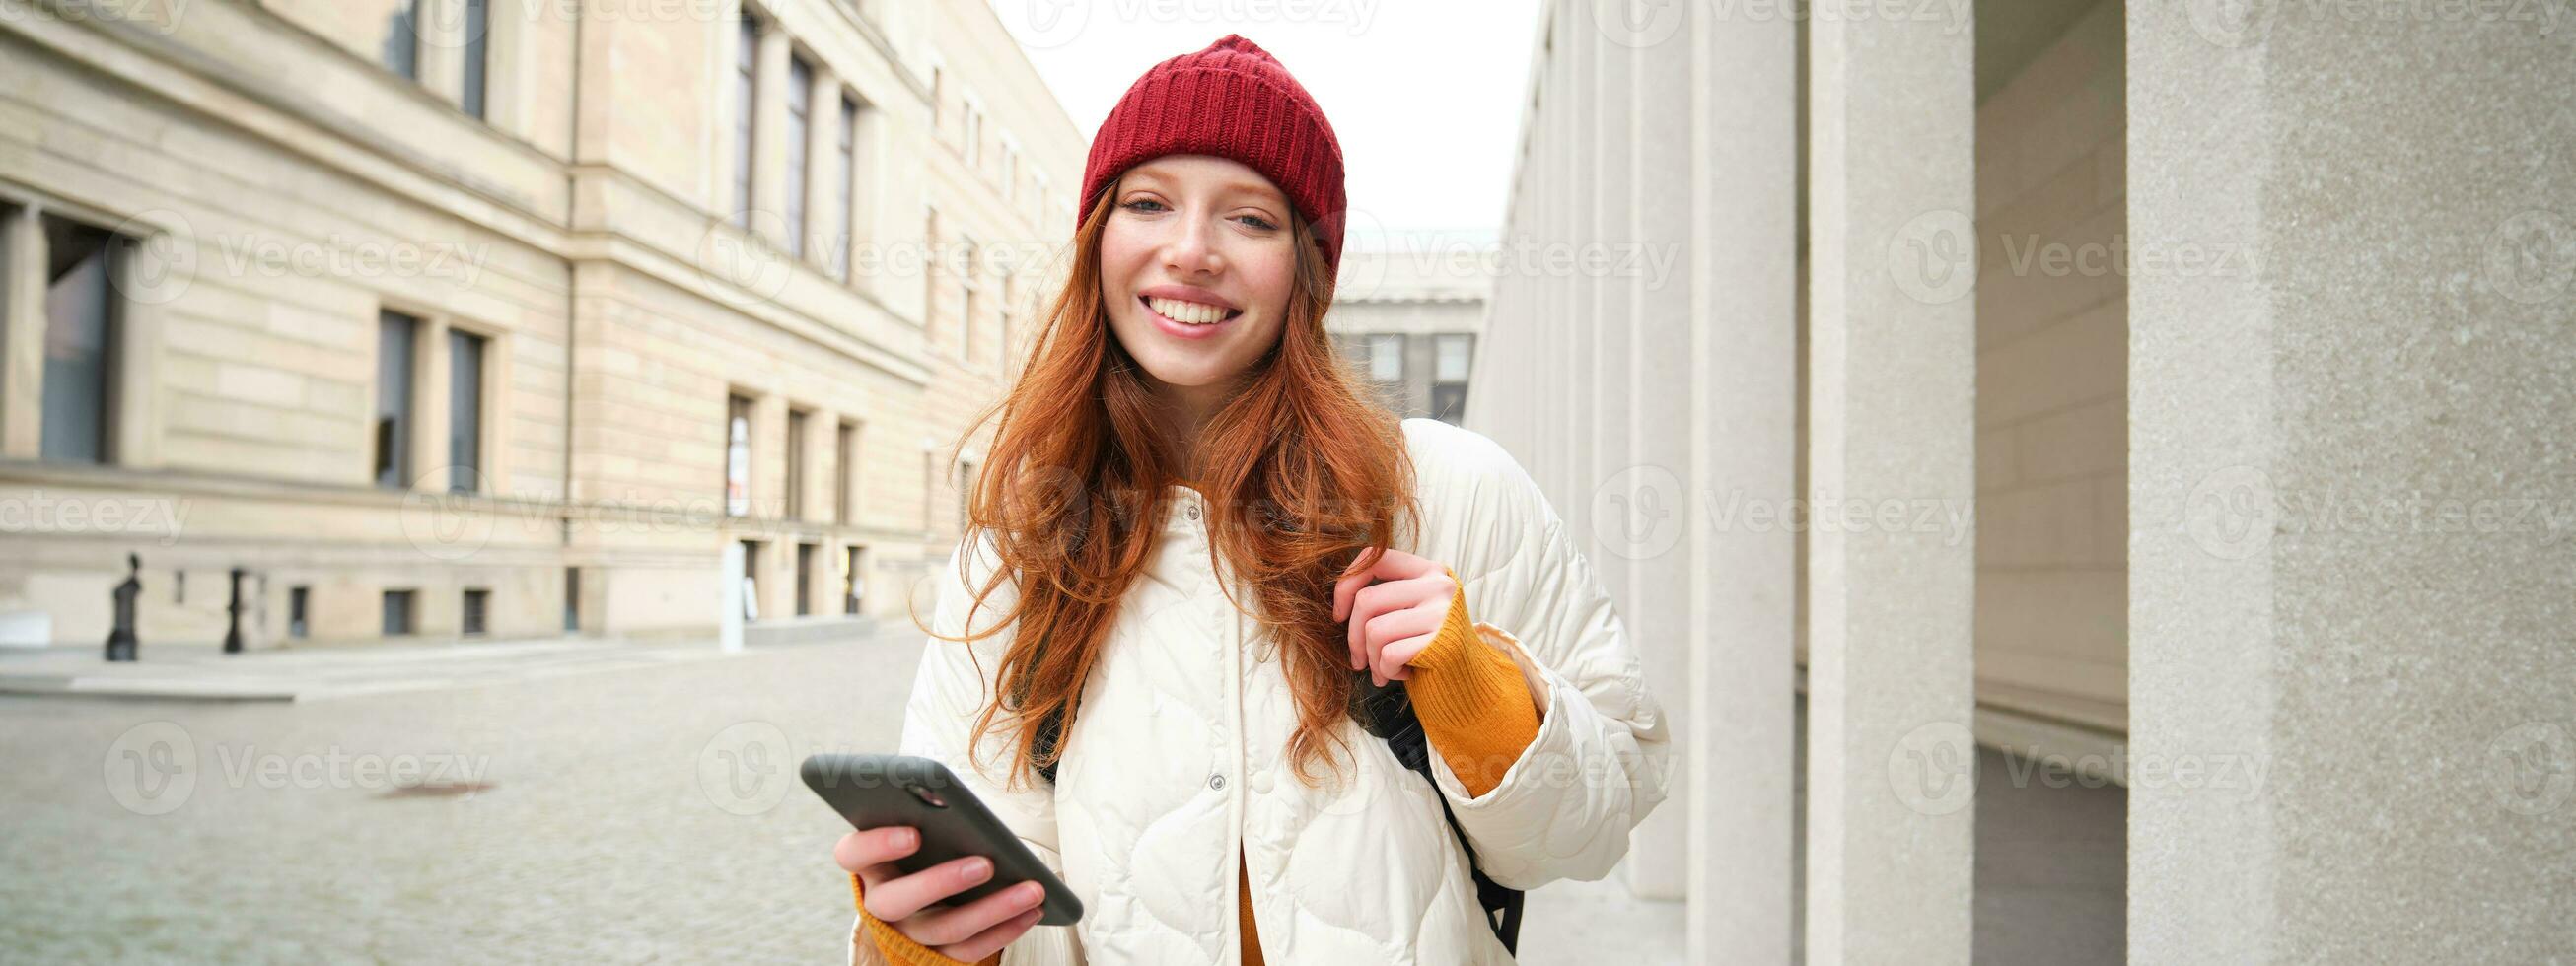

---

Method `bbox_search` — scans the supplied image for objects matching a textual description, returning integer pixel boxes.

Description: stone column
[803,62,841,269]
[0,203,43,459]
[109,236,165,469]
[1587,4,1678,901]
[1803,1,1977,963]
[415,0,466,105]
[413,314,453,493]
[1684,6,1799,961]
[2128,4,2576,962]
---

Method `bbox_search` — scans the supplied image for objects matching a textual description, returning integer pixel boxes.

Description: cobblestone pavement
[1,637,1682,963]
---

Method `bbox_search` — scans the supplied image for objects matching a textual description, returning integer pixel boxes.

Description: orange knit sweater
[852,566,1542,965]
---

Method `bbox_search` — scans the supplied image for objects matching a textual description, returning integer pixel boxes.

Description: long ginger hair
[914,175,1421,793]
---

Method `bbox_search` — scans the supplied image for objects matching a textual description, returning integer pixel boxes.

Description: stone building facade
[1478,1,2572,963]
[0,0,1078,647]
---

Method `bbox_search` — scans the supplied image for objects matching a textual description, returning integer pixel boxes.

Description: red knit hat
[1080,34,1348,281]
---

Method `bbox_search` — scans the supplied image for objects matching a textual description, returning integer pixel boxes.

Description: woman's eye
[1238,215,1278,231]
[1119,199,1168,213]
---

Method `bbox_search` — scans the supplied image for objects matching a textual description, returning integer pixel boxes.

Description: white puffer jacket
[850,417,1674,965]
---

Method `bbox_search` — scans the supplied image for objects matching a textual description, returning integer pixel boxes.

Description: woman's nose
[1163,214,1224,275]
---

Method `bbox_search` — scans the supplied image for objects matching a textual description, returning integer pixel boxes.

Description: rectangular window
[382,589,417,636]
[963,104,982,168]
[375,310,419,488]
[795,543,816,617]
[733,14,760,229]
[1432,333,1473,424]
[563,567,580,633]
[1435,334,1473,382]
[41,216,116,464]
[1367,334,1404,382]
[462,588,490,636]
[785,407,809,520]
[461,0,490,118]
[836,96,860,281]
[288,586,311,639]
[448,329,485,492]
[726,393,753,517]
[834,420,857,524]
[384,0,420,80]
[842,545,864,615]
[785,55,814,258]
[955,460,972,526]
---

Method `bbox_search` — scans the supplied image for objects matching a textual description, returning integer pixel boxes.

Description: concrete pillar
[750,22,793,249]
[108,238,164,470]
[415,0,466,106]
[1552,0,1585,512]
[2128,5,2576,962]
[1588,4,1679,901]
[1803,1,1976,963]
[803,62,840,268]
[1683,7,1798,961]
[413,314,453,492]
[0,202,43,459]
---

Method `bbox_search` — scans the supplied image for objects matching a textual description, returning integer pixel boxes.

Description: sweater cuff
[1402,566,1544,794]
[851,872,1003,966]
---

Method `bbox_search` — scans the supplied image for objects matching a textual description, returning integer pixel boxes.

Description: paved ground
[0,635,1683,963]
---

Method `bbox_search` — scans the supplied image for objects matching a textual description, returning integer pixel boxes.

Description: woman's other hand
[834,826,1045,962]
[1331,547,1461,687]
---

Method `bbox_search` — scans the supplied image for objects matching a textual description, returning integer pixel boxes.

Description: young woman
[830,34,1671,965]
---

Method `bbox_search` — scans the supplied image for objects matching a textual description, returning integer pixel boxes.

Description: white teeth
[1147,296,1233,325]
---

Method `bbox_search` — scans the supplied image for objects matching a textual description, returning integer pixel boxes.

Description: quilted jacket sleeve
[851,527,1085,966]
[1417,423,1677,890]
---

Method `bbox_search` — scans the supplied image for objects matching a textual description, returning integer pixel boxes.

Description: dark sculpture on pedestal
[105,553,140,662]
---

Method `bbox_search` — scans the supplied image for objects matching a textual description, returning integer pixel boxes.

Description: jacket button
[1185,505,1201,520]
[1208,773,1226,791]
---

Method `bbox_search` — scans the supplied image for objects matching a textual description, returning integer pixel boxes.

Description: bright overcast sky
[988,0,1543,252]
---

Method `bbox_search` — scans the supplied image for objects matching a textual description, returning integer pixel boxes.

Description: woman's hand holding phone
[834,824,1047,962]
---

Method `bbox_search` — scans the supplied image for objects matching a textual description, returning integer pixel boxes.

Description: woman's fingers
[860,855,999,923]
[904,879,1051,948]
[835,826,919,876]
[936,906,1046,963]
[1366,606,1441,686]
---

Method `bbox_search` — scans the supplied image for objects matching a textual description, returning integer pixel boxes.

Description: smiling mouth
[1141,295,1245,326]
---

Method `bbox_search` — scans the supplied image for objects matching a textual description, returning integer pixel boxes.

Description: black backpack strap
[1358,675,1525,955]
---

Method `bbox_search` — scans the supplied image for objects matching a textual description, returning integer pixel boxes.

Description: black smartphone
[802,753,1083,928]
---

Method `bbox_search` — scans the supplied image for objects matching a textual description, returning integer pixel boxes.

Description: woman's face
[1099,155,1299,405]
